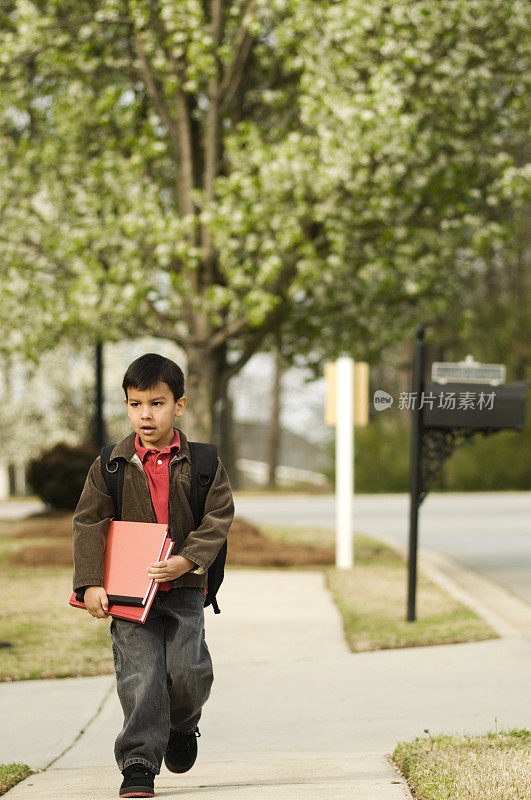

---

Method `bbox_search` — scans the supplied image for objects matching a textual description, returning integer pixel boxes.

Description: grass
[392,727,531,800]
[262,525,498,651]
[261,523,336,549]
[0,763,32,796]
[0,521,113,681]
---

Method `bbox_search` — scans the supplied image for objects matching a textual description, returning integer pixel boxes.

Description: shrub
[322,397,531,492]
[323,412,411,492]
[27,442,99,510]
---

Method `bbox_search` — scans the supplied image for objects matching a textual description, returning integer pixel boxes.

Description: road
[234,491,531,606]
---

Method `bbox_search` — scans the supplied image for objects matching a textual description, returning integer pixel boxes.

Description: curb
[372,533,531,639]
[385,753,416,800]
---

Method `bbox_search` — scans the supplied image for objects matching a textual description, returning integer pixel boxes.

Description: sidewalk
[3,567,531,799]
[0,499,45,521]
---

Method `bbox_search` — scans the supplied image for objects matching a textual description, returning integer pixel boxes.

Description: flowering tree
[0,0,528,438]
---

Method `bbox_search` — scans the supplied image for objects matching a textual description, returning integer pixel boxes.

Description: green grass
[263,525,498,651]
[0,563,113,681]
[261,523,335,549]
[0,763,32,796]
[0,522,113,681]
[392,727,531,800]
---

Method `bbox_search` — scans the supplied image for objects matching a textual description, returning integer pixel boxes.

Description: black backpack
[99,441,227,614]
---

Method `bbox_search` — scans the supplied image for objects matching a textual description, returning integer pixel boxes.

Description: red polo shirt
[135,428,181,526]
[135,428,183,593]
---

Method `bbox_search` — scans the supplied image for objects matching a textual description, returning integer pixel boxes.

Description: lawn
[0,517,113,681]
[0,763,32,796]
[392,727,531,800]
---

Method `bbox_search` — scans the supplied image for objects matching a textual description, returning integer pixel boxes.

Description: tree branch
[0,235,76,280]
[207,246,301,353]
[143,297,218,350]
[218,254,299,381]
[143,297,190,346]
[147,3,197,217]
[218,0,255,115]
[201,0,224,291]
[207,314,250,351]
[132,33,181,164]
[222,292,292,383]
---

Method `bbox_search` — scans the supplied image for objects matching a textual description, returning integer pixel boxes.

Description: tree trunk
[184,348,241,486]
[212,342,240,489]
[268,335,283,489]
[184,347,217,442]
[217,393,239,489]
[512,232,529,381]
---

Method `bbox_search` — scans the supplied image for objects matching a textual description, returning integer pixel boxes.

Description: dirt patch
[227,517,334,567]
[7,541,73,567]
[11,512,73,539]
[6,514,333,568]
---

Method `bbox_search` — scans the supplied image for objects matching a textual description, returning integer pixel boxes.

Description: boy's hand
[148,555,196,582]
[84,586,109,618]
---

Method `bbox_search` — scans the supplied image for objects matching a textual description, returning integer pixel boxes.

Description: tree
[0,0,528,440]
[0,344,95,467]
[274,0,530,375]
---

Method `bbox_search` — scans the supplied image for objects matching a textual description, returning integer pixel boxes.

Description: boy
[72,353,234,798]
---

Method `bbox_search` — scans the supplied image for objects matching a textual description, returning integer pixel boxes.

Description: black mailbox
[421,381,527,430]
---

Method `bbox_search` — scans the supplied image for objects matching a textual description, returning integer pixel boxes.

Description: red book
[69,538,174,624]
[88,519,169,606]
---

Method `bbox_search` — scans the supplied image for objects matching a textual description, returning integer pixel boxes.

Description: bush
[442,409,531,490]
[322,412,411,492]
[27,442,99,510]
[354,413,411,492]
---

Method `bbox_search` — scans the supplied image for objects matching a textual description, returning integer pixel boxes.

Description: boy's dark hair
[122,353,185,402]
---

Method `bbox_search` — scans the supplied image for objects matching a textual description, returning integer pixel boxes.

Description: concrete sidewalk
[3,568,531,799]
[0,499,45,521]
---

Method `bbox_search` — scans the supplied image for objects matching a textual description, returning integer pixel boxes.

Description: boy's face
[125,382,187,450]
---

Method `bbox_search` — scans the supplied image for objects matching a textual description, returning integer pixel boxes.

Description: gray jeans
[110,587,213,774]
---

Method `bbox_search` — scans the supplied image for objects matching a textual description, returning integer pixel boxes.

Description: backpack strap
[100,443,125,521]
[189,442,224,614]
[100,441,217,528]
[188,442,218,528]
[75,445,124,603]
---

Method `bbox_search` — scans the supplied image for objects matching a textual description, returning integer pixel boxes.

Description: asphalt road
[234,491,531,607]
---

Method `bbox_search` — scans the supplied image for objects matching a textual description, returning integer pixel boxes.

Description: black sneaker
[119,764,155,798]
[164,727,201,773]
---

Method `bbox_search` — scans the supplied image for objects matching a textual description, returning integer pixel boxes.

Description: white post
[335,356,354,569]
[0,463,9,500]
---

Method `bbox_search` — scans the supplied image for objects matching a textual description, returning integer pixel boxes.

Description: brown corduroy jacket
[72,429,234,593]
